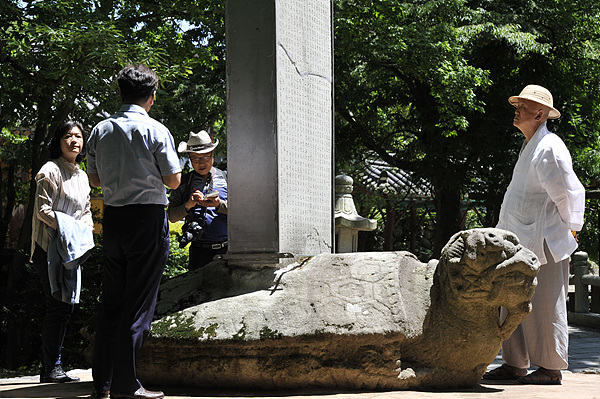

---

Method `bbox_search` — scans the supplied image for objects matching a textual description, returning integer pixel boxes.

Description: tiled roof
[353,157,434,202]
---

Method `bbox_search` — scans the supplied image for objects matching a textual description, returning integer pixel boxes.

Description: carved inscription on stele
[276,0,333,254]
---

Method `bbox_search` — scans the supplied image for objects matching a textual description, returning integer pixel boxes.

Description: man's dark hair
[48,120,86,163]
[117,64,159,104]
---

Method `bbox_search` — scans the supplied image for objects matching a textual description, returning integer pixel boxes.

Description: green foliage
[164,232,190,280]
[0,128,32,211]
[0,260,44,372]
[0,0,223,370]
[579,202,600,265]
[169,221,184,236]
[573,149,600,264]
[0,128,30,162]
[335,0,600,255]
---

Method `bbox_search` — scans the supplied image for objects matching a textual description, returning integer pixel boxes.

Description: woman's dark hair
[48,121,86,163]
[117,64,159,104]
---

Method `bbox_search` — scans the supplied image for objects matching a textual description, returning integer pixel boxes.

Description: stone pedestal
[225,0,334,268]
[138,228,540,390]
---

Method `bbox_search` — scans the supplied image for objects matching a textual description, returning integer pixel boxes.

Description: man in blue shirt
[87,64,181,399]
[167,130,228,269]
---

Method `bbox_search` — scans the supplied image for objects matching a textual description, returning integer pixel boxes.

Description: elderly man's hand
[199,191,220,208]
[185,190,204,211]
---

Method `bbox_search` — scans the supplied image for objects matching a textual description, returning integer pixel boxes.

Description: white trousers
[500,243,570,370]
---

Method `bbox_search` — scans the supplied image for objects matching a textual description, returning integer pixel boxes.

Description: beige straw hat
[508,85,561,119]
[178,130,219,154]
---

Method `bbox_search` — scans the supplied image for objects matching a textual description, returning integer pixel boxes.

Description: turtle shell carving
[136,228,539,390]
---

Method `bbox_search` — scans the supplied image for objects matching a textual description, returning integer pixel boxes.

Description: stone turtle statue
[399,227,539,388]
[137,228,539,390]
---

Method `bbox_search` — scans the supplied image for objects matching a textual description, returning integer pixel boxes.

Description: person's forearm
[167,204,188,223]
[37,208,58,229]
[162,172,181,189]
[88,173,101,187]
[217,200,228,215]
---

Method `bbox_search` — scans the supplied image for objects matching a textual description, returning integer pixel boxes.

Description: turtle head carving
[406,228,541,386]
[436,228,539,310]
[421,227,540,361]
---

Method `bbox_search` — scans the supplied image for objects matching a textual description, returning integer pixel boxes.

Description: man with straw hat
[167,130,228,269]
[483,85,585,385]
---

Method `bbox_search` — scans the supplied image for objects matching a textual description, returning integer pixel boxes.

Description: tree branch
[0,56,62,86]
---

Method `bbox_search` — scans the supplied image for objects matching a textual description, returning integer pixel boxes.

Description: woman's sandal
[482,363,524,380]
[517,368,562,385]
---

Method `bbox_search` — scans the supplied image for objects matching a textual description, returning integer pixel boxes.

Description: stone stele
[137,228,539,390]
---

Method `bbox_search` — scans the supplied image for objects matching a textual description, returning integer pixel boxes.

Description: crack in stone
[278,41,332,83]
[270,256,311,295]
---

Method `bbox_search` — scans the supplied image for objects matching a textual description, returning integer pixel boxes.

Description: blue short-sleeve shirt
[87,104,182,206]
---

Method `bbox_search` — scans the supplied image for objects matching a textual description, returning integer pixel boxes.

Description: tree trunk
[432,182,461,258]
[0,161,17,254]
[383,200,396,250]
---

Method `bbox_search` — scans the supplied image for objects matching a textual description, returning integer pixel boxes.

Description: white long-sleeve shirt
[497,122,585,264]
[31,157,93,259]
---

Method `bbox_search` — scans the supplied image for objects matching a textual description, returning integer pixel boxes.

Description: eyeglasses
[190,155,213,163]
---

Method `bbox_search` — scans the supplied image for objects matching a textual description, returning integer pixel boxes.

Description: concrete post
[572,251,590,313]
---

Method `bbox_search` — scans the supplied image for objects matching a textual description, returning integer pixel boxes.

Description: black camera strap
[185,167,217,224]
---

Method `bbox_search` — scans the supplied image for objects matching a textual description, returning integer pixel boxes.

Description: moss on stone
[259,326,283,340]
[325,322,355,331]
[151,312,219,340]
[232,318,248,341]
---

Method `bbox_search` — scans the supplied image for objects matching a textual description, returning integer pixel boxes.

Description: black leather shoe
[40,365,81,383]
[91,388,110,399]
[111,386,164,399]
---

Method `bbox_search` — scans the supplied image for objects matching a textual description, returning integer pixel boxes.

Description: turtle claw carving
[499,301,533,340]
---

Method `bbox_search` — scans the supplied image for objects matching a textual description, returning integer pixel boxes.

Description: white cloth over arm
[47,211,95,304]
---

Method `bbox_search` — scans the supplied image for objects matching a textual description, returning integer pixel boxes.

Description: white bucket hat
[508,85,561,119]
[178,130,219,154]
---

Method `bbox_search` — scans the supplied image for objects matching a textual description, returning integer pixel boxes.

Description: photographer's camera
[178,220,204,248]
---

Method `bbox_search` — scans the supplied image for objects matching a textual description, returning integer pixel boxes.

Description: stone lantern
[334,174,377,252]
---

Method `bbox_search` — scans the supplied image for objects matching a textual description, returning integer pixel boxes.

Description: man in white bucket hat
[483,85,585,385]
[167,130,228,269]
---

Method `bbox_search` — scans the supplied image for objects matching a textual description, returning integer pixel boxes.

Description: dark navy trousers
[92,205,169,393]
[188,244,227,270]
[33,245,74,371]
